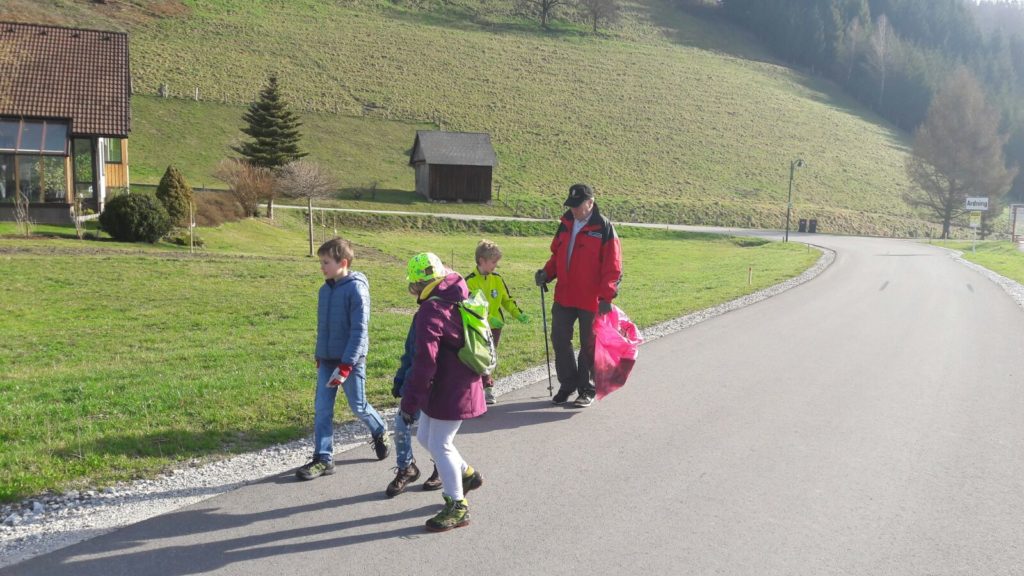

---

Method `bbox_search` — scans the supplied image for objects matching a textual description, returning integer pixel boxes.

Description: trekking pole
[540,283,553,396]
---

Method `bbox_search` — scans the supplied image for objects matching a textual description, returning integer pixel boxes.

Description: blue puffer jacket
[315,271,370,365]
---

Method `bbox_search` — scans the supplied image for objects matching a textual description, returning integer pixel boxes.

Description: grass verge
[0,213,818,501]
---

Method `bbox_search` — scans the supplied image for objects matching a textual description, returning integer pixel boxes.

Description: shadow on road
[459,397,577,435]
[12,489,434,576]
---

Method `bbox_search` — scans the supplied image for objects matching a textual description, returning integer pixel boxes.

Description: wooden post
[189,201,195,254]
[307,196,314,257]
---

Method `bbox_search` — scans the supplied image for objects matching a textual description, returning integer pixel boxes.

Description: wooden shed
[0,21,131,225]
[409,131,497,202]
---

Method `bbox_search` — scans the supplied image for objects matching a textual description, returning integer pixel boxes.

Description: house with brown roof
[409,131,497,203]
[0,21,131,224]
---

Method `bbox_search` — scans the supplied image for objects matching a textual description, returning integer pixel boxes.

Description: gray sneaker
[573,394,594,408]
[484,387,496,405]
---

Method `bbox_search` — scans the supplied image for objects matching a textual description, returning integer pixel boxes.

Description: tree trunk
[592,15,598,32]
[267,197,274,220]
[307,196,315,257]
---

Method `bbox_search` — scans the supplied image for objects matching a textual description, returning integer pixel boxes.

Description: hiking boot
[463,468,483,493]
[370,433,390,461]
[423,465,442,491]
[552,389,572,405]
[573,394,594,408]
[295,457,335,480]
[484,387,496,405]
[386,461,421,498]
[425,496,470,532]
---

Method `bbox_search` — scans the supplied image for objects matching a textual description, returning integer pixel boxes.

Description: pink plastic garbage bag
[592,304,642,400]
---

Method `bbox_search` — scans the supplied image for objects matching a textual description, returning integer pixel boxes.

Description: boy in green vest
[465,240,530,405]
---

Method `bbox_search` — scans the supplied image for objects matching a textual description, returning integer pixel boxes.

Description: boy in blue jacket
[296,237,389,480]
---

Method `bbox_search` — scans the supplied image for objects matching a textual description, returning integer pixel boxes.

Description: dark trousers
[482,328,502,388]
[550,301,596,398]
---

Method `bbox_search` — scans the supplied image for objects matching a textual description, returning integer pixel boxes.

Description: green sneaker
[425,495,470,532]
[295,457,335,481]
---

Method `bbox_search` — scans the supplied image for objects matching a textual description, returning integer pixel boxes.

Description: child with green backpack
[399,252,487,532]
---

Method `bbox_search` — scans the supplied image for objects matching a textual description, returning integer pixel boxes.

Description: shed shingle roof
[410,131,497,167]
[0,21,130,137]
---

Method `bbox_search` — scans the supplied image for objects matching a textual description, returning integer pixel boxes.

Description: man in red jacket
[535,183,622,407]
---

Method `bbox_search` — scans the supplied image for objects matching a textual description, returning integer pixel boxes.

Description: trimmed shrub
[99,193,172,243]
[155,165,194,227]
[194,190,246,227]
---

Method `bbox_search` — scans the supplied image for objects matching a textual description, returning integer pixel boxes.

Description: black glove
[399,409,416,426]
[598,300,612,315]
[534,269,548,287]
[391,377,403,398]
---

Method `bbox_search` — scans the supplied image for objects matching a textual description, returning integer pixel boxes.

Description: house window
[0,118,71,204]
[105,138,123,164]
[0,118,69,154]
[0,154,67,203]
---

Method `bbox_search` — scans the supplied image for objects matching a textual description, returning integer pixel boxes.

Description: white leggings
[416,413,468,500]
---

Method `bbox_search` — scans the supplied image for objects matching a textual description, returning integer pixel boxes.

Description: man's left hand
[598,300,612,315]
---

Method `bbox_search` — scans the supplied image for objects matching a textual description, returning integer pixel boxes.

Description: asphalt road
[5,234,1024,575]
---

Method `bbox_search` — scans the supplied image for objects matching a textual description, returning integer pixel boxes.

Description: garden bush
[99,193,172,243]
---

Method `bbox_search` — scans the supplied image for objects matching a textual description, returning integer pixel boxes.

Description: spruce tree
[155,165,194,228]
[234,75,306,168]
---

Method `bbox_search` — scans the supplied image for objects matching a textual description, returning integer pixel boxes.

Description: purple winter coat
[400,272,487,421]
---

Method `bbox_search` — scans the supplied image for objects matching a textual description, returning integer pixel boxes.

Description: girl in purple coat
[399,252,486,532]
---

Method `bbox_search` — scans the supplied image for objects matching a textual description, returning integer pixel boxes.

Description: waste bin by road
[798,219,807,233]
[808,219,818,233]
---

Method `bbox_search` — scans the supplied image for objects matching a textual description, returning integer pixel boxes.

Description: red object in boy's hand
[328,364,352,387]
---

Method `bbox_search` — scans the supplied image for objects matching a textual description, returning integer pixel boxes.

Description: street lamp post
[784,158,804,242]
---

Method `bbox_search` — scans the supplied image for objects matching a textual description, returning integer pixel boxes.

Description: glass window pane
[0,119,18,151]
[16,155,42,202]
[0,154,13,203]
[43,122,68,154]
[105,138,122,163]
[73,139,94,200]
[43,156,67,202]
[19,122,43,152]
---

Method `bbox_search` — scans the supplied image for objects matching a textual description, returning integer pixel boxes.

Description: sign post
[1011,204,1024,244]
[966,197,988,253]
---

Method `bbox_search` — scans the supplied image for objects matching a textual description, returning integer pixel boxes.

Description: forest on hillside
[716,0,1024,204]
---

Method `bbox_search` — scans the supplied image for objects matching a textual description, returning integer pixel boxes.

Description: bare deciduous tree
[518,0,564,28]
[867,14,896,108]
[904,68,1018,238]
[213,159,274,218]
[13,187,31,237]
[579,0,619,32]
[277,160,338,256]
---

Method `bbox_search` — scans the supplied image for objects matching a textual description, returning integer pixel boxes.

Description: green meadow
[4,0,931,235]
[0,212,818,501]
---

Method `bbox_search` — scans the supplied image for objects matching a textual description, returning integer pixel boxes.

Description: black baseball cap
[564,183,594,207]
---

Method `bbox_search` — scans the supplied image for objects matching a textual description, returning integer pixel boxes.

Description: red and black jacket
[541,204,622,313]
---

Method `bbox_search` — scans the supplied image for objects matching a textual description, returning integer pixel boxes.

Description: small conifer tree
[155,165,194,228]
[234,75,306,218]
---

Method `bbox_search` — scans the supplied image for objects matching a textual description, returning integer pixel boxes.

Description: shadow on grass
[54,426,306,465]
[380,4,593,40]
[335,187,420,204]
